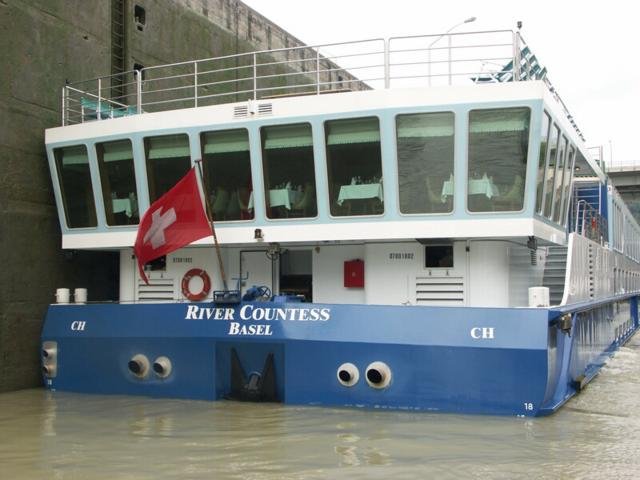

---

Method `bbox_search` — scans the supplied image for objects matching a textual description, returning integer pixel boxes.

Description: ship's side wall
[120,239,549,308]
[562,233,640,304]
[39,296,640,415]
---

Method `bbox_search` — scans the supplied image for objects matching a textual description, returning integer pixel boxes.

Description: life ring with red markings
[181,268,211,301]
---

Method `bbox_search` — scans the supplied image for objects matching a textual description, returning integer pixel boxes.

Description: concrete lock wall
[0,0,314,392]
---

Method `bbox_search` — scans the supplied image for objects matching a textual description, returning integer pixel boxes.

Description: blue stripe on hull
[41,299,639,416]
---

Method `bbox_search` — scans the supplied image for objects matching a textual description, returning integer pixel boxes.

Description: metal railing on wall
[573,199,607,244]
[61,29,580,138]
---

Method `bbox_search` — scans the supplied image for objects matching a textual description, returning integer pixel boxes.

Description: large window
[144,134,191,202]
[96,139,138,226]
[397,112,454,214]
[535,111,551,214]
[325,117,383,216]
[53,145,97,228]
[202,129,253,221]
[468,107,530,212]
[543,124,560,218]
[260,123,317,219]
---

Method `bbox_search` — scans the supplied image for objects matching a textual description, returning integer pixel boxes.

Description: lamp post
[427,16,476,86]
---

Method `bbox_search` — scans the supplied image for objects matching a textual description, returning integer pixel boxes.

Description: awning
[203,129,249,154]
[263,124,313,149]
[397,112,454,138]
[469,108,530,133]
[59,145,89,165]
[147,134,190,159]
[327,117,380,145]
[101,139,133,162]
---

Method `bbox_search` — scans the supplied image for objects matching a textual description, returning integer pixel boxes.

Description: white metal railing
[61,29,580,138]
[574,199,607,244]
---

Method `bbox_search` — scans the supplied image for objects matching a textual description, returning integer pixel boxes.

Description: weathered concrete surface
[0,0,306,392]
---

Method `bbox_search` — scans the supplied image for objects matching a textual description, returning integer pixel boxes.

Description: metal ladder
[110,0,126,99]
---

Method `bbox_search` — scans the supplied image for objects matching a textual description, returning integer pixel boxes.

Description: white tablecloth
[469,176,499,198]
[337,183,384,206]
[441,175,499,201]
[112,198,132,217]
[247,189,302,210]
[440,178,454,201]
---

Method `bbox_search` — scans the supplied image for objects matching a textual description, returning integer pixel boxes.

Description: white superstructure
[45,31,640,309]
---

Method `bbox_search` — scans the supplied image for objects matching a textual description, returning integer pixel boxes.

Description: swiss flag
[134,167,211,284]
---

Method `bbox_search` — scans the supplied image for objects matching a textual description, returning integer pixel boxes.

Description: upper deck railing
[61,29,583,140]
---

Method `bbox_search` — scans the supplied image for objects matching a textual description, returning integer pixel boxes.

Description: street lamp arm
[427,16,476,87]
[428,16,477,47]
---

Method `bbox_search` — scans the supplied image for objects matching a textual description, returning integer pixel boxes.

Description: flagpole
[194,160,229,292]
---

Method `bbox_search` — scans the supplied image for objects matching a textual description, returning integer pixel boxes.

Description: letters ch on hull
[71,321,86,331]
[470,327,495,339]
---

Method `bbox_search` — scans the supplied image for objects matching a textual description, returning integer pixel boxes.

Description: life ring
[181,268,211,301]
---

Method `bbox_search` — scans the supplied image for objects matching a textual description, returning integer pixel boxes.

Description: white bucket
[55,288,70,304]
[74,288,87,304]
[528,286,550,307]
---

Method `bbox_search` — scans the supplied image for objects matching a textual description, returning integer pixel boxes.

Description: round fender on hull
[365,361,392,389]
[337,362,359,387]
[153,356,173,379]
[128,354,150,379]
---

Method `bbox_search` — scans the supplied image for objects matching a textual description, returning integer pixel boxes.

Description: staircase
[543,246,567,305]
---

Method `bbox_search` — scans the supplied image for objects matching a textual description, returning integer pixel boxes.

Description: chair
[425,175,452,213]
[496,174,524,210]
[291,184,316,217]
[211,189,229,220]
[237,188,252,219]
[225,190,240,220]
[425,177,443,204]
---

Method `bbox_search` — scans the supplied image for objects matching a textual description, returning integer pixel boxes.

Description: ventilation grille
[257,103,273,115]
[415,275,465,305]
[233,105,248,118]
[138,278,175,302]
[233,102,273,118]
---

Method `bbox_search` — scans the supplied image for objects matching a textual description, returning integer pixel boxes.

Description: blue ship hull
[41,296,639,416]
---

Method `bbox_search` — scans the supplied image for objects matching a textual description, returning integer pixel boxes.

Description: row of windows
[534,111,580,226]
[53,108,531,229]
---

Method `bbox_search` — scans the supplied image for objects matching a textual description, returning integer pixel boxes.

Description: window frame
[395,111,456,216]
[95,138,139,227]
[324,116,384,218]
[259,122,318,221]
[53,144,98,230]
[200,127,255,223]
[466,106,531,214]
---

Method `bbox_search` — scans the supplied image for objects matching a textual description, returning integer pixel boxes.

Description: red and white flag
[134,167,211,283]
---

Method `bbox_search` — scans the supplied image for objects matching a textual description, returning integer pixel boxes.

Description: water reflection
[1,334,639,479]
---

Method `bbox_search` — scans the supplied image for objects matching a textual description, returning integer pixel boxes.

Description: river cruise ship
[41,30,639,415]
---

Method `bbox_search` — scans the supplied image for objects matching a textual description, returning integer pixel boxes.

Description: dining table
[337,183,384,206]
[247,187,302,210]
[441,174,499,202]
[112,198,133,217]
